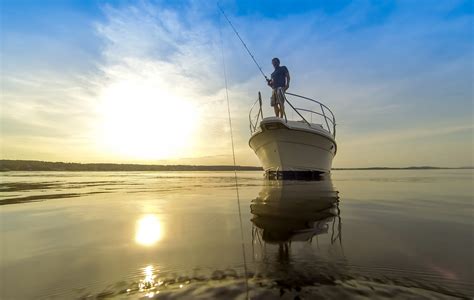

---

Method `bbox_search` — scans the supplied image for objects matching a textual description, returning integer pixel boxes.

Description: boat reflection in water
[250,176,342,265]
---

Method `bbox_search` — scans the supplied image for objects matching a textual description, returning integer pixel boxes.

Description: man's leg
[271,89,280,117]
[279,103,285,118]
[277,88,285,119]
[277,88,285,118]
[274,105,280,117]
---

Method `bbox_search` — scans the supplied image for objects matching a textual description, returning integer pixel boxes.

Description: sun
[98,79,197,160]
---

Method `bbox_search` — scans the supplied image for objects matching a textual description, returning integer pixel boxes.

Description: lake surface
[0,170,472,299]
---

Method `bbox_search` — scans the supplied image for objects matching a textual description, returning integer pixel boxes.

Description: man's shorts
[271,87,285,107]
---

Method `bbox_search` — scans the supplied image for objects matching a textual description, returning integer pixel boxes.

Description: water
[0,170,472,299]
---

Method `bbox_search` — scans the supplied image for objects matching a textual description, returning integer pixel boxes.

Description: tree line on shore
[0,160,262,171]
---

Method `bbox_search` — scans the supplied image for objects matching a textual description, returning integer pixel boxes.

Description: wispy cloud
[92,2,245,163]
[344,124,473,146]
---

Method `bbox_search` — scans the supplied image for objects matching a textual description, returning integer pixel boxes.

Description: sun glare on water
[135,214,163,246]
[99,80,197,160]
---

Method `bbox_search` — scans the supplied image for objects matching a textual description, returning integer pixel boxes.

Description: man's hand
[284,85,289,91]
[266,79,272,87]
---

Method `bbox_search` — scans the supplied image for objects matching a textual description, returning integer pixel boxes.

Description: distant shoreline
[0,160,472,172]
[0,160,262,172]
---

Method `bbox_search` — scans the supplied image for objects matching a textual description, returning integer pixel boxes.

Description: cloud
[343,124,473,146]
[91,2,247,163]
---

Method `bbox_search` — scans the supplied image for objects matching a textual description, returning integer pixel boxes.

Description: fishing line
[218,10,250,299]
[217,3,268,82]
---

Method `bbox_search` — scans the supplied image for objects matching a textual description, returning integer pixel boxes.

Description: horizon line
[0,159,472,171]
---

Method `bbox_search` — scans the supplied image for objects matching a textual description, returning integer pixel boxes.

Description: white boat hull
[249,118,337,173]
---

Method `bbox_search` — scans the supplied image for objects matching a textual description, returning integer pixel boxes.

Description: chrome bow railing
[249,91,336,138]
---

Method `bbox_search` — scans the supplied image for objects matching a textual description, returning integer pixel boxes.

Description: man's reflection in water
[250,176,342,265]
[278,243,290,264]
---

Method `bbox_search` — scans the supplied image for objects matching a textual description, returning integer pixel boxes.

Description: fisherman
[267,57,290,118]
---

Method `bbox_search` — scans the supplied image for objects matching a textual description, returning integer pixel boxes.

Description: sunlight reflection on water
[135,214,163,246]
[137,265,164,297]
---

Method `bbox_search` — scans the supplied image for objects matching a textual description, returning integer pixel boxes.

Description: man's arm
[285,69,290,91]
[267,78,273,88]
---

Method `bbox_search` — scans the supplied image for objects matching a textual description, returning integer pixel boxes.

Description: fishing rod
[217,4,251,299]
[217,3,269,82]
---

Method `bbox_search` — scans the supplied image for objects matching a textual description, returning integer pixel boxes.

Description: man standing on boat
[267,57,290,118]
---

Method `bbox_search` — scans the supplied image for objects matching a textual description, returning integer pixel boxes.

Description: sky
[0,0,473,167]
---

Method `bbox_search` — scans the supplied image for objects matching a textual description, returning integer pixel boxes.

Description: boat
[248,91,337,178]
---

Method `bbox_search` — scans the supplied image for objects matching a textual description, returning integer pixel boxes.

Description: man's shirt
[271,66,289,88]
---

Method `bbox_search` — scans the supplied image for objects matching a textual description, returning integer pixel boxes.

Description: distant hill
[0,160,471,172]
[0,160,262,172]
